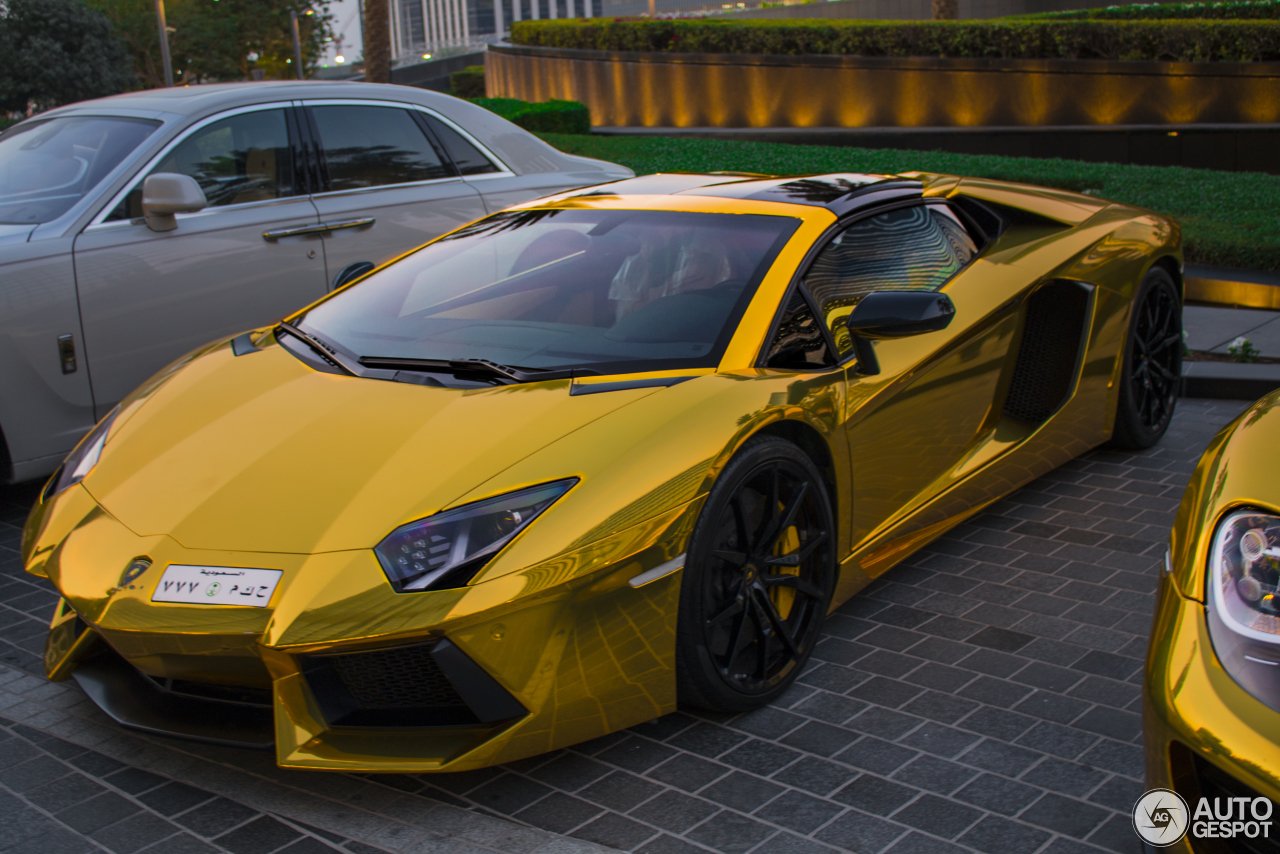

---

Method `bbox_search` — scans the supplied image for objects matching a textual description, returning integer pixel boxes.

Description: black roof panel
[569,172,924,216]
[681,173,887,204]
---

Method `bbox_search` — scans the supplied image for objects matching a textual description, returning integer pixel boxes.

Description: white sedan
[0,80,631,483]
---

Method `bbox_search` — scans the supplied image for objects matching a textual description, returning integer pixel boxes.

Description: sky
[321,0,364,66]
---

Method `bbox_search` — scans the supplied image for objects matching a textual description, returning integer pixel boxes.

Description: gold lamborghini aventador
[23,171,1183,772]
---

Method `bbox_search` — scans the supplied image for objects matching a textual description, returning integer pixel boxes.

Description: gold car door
[803,203,1016,582]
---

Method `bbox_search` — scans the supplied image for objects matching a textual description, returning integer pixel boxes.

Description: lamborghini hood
[84,337,656,554]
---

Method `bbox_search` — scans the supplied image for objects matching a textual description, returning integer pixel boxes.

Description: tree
[932,0,958,19]
[0,0,135,112]
[88,0,334,87]
[81,0,165,88]
[364,0,391,84]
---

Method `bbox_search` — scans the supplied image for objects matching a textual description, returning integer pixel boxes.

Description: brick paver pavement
[0,398,1249,853]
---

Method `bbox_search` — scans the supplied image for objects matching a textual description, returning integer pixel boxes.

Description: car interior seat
[230,148,278,204]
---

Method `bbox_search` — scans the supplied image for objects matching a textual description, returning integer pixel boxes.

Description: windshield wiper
[357,356,593,384]
[276,321,359,376]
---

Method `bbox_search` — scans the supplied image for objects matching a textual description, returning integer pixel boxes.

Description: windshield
[0,116,158,224]
[299,208,799,375]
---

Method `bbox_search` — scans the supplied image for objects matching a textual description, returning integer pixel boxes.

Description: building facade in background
[383,0,1119,63]
[389,0,602,62]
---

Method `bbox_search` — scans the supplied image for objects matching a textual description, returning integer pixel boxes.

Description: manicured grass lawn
[541,132,1280,272]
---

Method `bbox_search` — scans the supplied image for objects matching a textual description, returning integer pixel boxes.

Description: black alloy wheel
[1111,267,1181,450]
[676,437,835,712]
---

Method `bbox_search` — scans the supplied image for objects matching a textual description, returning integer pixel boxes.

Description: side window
[310,105,451,190]
[107,108,295,221]
[422,115,500,176]
[765,288,834,369]
[805,204,977,358]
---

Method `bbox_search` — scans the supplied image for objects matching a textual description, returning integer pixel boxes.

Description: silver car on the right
[0,80,631,483]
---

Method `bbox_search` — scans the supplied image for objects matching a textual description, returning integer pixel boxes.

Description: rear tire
[676,436,835,713]
[1111,267,1181,450]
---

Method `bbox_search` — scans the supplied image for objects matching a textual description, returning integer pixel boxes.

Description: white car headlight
[1206,509,1280,712]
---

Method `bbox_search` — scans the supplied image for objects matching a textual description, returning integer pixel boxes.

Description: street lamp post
[154,0,175,86]
[290,10,305,79]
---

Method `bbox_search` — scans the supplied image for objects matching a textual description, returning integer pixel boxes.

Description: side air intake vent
[300,638,525,728]
[1003,281,1092,424]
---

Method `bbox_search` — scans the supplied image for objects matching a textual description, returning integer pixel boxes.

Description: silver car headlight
[44,406,120,500]
[1206,509,1280,712]
[374,479,577,592]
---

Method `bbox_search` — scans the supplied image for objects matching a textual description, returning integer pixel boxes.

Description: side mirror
[142,173,207,232]
[333,260,376,290]
[846,290,955,376]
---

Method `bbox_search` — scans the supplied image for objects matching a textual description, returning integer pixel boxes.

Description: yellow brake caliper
[771,524,801,620]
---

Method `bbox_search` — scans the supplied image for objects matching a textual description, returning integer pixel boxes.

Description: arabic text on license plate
[152,565,282,607]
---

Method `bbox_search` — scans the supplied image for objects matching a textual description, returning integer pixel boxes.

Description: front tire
[676,436,835,713]
[1111,267,1181,450]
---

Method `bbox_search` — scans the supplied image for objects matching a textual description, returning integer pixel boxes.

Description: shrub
[450,64,486,98]
[536,131,1280,271]
[1022,1,1280,20]
[510,18,1280,62]
[1228,336,1261,361]
[471,97,591,133]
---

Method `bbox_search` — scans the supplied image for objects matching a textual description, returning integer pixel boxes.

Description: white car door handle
[262,218,376,241]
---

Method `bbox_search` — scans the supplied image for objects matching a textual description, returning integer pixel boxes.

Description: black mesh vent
[330,645,465,709]
[1191,755,1280,854]
[301,642,477,727]
[1004,281,1091,424]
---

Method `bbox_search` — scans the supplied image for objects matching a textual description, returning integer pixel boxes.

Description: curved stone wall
[487,45,1280,128]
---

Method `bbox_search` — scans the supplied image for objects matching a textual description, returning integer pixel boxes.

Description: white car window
[422,114,500,176]
[310,105,451,191]
[0,116,158,225]
[106,108,296,221]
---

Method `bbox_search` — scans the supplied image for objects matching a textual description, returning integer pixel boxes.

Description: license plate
[152,565,282,607]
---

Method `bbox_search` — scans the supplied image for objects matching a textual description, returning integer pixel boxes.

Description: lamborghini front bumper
[25,482,700,772]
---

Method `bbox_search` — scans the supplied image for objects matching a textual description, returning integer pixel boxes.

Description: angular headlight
[374,479,577,592]
[1206,509,1280,712]
[44,406,120,500]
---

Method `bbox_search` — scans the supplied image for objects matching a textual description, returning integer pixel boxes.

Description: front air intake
[1188,752,1280,854]
[300,638,525,728]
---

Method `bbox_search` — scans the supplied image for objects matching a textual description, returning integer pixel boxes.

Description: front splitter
[71,650,274,750]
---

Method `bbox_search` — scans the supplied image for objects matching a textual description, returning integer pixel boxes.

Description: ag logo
[1134,788,1190,846]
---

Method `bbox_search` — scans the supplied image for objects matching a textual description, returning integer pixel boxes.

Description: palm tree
[364,0,391,83]
[932,0,957,19]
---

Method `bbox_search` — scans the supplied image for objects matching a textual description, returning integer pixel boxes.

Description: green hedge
[537,132,1280,271]
[450,65,486,98]
[511,19,1280,61]
[1024,1,1280,20]
[472,97,591,133]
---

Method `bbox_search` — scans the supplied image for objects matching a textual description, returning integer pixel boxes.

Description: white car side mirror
[142,173,207,232]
